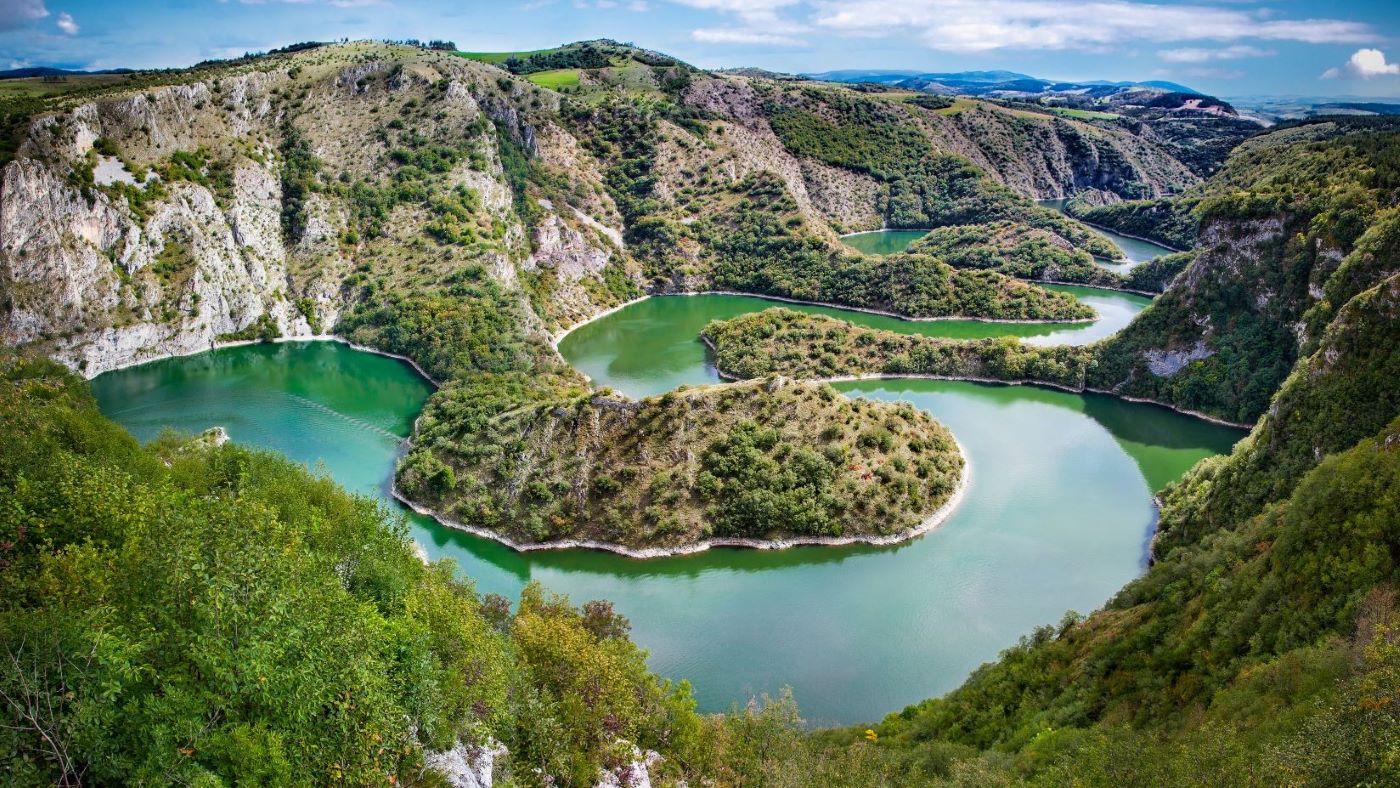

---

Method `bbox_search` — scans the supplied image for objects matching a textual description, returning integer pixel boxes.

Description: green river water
[1036,199,1180,269]
[840,229,932,255]
[92,291,1242,725]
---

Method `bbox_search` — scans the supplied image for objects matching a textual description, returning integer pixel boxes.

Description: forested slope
[1090,118,1400,424]
[691,119,1400,784]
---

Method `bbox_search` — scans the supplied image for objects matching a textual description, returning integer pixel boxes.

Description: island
[394,377,966,555]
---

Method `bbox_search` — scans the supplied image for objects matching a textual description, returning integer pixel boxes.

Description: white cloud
[806,0,1376,53]
[55,10,75,35]
[673,0,807,45]
[692,27,805,45]
[1321,48,1400,80]
[0,0,48,32]
[1158,44,1273,63]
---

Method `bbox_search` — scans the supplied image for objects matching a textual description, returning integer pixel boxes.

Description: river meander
[92,292,1242,725]
[1037,198,1179,268]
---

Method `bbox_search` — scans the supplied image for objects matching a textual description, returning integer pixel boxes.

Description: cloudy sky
[2,0,1398,97]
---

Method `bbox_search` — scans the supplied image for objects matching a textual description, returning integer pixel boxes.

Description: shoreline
[1038,279,1158,298]
[1079,218,1186,254]
[1035,196,1187,255]
[737,368,1251,430]
[550,290,1100,350]
[391,437,972,559]
[84,333,443,388]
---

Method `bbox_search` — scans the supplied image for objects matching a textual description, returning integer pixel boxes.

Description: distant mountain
[0,66,132,79]
[807,68,1199,98]
[800,69,922,84]
[909,70,1036,84]
[1322,102,1400,116]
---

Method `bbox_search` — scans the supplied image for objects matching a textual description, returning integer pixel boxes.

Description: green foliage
[1156,271,1400,550]
[0,358,507,784]
[903,95,955,111]
[405,379,961,549]
[1066,195,1198,250]
[703,308,1094,390]
[156,147,233,204]
[294,297,322,333]
[278,123,321,241]
[503,43,612,75]
[698,173,1093,321]
[847,417,1400,785]
[699,420,841,538]
[338,265,540,383]
[1091,120,1400,423]
[1123,251,1195,293]
[0,358,762,787]
[908,220,1126,289]
[216,313,281,343]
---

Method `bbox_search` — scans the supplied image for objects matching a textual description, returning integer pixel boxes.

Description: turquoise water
[840,229,930,255]
[561,291,1152,399]
[92,293,1240,725]
[1038,198,1179,269]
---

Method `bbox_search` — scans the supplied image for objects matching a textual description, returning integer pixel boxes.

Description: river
[1036,198,1179,269]
[91,291,1240,725]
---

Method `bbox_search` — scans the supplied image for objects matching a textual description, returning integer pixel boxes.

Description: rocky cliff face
[1,153,310,376]
[0,44,632,376]
[1,42,1201,378]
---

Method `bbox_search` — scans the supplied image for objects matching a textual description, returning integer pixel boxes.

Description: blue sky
[1,0,1398,97]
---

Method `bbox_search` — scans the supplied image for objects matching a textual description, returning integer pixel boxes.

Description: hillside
[398,377,963,553]
[1089,118,1400,424]
[0,40,1174,380]
[698,118,1400,784]
[7,37,1400,786]
[0,39,1198,556]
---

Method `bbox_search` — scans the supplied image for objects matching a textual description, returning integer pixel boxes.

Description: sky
[1,0,1398,98]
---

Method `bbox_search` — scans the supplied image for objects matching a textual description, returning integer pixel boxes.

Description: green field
[525,68,582,89]
[0,74,133,99]
[1047,106,1122,120]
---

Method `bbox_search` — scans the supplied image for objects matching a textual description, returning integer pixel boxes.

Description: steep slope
[1088,118,1400,424]
[692,118,1400,783]
[0,357,707,786]
[0,43,638,375]
[0,40,1152,380]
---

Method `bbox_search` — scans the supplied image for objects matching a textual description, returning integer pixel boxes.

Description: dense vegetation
[1122,250,1194,293]
[0,358,708,785]
[703,309,1094,391]
[1065,194,1199,250]
[906,221,1126,289]
[695,174,1094,320]
[1089,119,1400,424]
[699,120,1400,785]
[11,39,1400,785]
[567,96,1096,320]
[763,92,1129,245]
[399,378,962,549]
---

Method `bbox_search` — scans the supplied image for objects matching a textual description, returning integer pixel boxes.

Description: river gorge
[91,286,1241,725]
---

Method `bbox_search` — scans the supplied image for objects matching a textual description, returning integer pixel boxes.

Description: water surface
[840,229,929,255]
[93,297,1239,725]
[1038,198,1178,269]
[561,290,1151,398]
